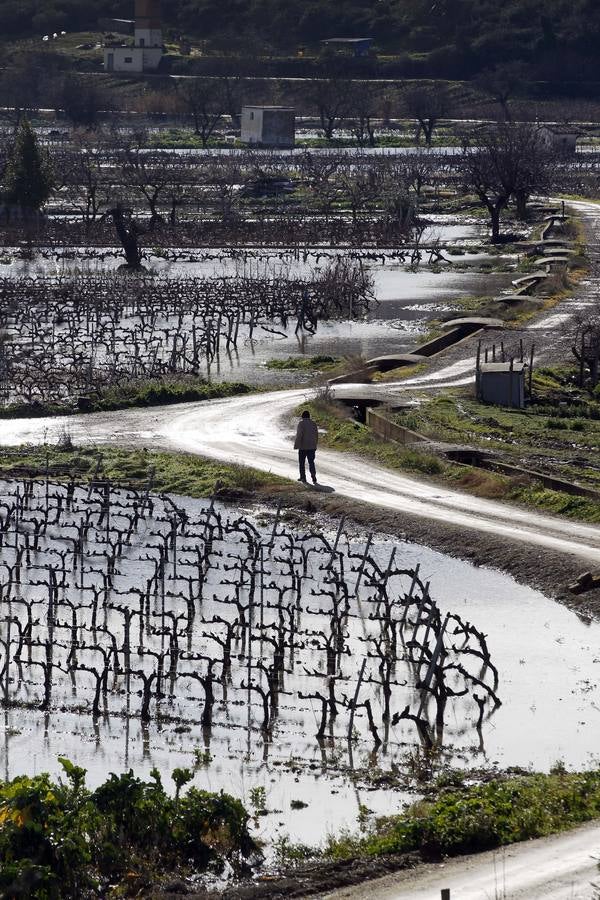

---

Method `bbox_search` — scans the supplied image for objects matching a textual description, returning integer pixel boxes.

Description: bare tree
[174,79,226,147]
[307,77,349,141]
[297,150,345,223]
[116,134,173,225]
[218,74,246,129]
[347,82,379,147]
[61,130,110,225]
[389,150,435,198]
[475,63,526,123]
[403,83,452,146]
[104,204,147,269]
[337,161,384,227]
[462,124,554,241]
[205,157,244,226]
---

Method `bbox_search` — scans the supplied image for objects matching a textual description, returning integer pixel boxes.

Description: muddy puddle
[0,483,598,850]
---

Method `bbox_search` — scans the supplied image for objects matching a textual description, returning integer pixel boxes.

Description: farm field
[0,84,599,896]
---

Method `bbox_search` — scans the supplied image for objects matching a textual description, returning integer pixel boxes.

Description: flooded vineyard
[0,262,374,404]
[0,223,516,398]
[1,476,599,846]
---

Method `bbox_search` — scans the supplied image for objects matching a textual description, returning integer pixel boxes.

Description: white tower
[105,0,163,72]
[134,0,163,51]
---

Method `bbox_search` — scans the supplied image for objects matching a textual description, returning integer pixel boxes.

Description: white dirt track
[1,383,599,564]
[319,821,600,900]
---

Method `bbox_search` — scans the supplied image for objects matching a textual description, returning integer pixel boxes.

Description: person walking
[294,410,318,484]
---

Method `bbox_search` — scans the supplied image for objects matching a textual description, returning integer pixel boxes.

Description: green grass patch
[266,355,340,372]
[0,379,254,419]
[301,399,447,477]
[326,769,600,861]
[372,363,427,382]
[0,444,284,499]
[302,383,600,523]
[399,385,600,455]
[394,382,600,520]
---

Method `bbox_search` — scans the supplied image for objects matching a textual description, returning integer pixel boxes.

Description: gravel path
[317,820,600,900]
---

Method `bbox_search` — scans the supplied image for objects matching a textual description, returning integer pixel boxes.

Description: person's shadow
[311,483,335,494]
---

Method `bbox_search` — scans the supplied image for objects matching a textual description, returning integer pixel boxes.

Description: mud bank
[152,853,419,899]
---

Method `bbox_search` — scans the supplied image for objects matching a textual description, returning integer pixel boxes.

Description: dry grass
[452,467,510,499]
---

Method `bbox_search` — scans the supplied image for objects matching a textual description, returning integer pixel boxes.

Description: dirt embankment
[152,853,420,899]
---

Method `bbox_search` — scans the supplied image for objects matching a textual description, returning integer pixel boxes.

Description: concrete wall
[414,325,477,358]
[539,128,578,154]
[135,27,163,48]
[262,109,295,147]
[105,47,144,72]
[104,45,162,72]
[241,107,264,144]
[367,409,428,445]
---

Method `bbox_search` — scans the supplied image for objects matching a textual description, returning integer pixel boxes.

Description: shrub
[0,763,256,898]
[327,770,600,862]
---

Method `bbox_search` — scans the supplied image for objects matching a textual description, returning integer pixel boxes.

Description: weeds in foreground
[326,769,600,862]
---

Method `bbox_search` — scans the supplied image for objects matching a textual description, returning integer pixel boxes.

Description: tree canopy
[2,118,54,210]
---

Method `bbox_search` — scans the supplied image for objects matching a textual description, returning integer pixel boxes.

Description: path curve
[1,200,599,563]
[1,381,599,564]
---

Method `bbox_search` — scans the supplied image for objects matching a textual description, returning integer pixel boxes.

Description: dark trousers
[298,449,316,482]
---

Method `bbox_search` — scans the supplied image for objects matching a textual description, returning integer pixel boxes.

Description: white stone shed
[241,107,296,148]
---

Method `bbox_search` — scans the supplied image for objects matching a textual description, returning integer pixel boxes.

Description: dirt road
[1,379,600,564]
[318,821,600,900]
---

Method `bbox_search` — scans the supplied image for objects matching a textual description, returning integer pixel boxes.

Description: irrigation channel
[0,478,599,850]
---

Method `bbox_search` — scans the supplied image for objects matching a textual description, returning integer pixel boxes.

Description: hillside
[2,0,600,81]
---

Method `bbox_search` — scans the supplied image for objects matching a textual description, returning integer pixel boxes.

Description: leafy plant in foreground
[0,761,256,899]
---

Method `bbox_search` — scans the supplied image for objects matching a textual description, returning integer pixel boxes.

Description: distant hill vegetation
[2,0,600,80]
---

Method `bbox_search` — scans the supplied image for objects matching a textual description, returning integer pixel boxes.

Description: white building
[104,0,163,73]
[241,107,296,148]
[538,125,579,155]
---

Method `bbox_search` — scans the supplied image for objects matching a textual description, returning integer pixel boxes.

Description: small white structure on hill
[241,107,296,148]
[104,0,163,73]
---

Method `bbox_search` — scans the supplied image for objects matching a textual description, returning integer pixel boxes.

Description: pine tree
[3,119,54,211]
